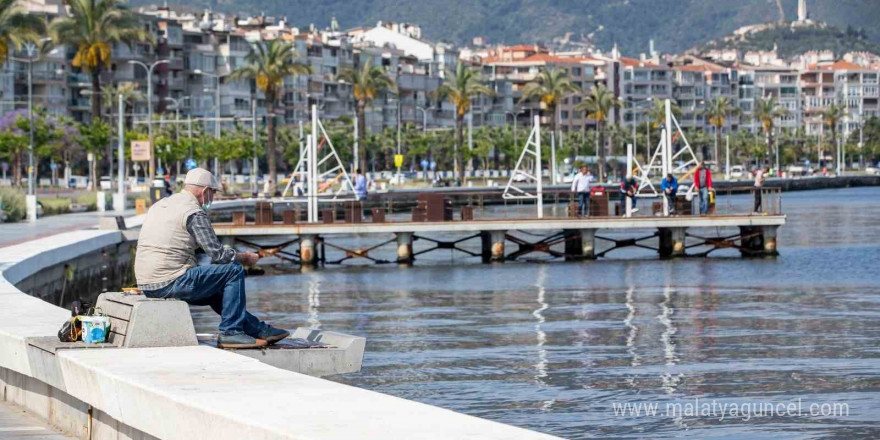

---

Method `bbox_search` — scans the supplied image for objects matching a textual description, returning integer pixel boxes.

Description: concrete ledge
[0,220,562,439]
[58,346,559,440]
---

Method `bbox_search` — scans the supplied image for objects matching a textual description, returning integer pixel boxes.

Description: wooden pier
[213,214,786,266]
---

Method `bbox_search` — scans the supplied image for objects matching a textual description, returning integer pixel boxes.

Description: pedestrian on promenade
[354,169,369,201]
[661,173,678,215]
[570,165,593,217]
[620,173,639,215]
[694,162,713,215]
[753,166,765,213]
[134,168,290,349]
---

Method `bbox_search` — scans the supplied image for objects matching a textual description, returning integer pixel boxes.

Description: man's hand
[236,251,260,267]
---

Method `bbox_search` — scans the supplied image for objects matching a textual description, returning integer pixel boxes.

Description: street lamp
[620,96,652,160]
[12,38,54,221]
[415,105,428,133]
[129,59,169,178]
[194,68,229,174]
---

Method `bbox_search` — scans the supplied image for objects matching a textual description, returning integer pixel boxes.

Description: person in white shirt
[753,167,765,213]
[570,165,594,217]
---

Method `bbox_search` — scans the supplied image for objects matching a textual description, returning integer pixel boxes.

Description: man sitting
[661,173,679,215]
[134,168,289,349]
[620,174,639,215]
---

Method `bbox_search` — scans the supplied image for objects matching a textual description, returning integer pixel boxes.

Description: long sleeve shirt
[354,175,368,199]
[570,173,593,193]
[187,211,237,264]
[661,177,678,194]
[694,168,713,189]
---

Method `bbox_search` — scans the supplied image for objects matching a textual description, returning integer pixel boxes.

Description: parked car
[729,165,745,179]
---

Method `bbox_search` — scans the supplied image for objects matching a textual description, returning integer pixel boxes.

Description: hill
[696,22,880,59]
[129,0,880,55]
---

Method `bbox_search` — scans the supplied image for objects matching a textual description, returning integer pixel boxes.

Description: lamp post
[13,38,53,221]
[415,105,428,133]
[620,97,652,161]
[115,93,125,211]
[129,59,169,179]
[194,68,227,174]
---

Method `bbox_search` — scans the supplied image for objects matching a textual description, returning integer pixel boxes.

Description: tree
[821,102,846,167]
[102,81,143,129]
[574,83,618,181]
[647,98,683,133]
[754,96,789,162]
[50,0,150,183]
[434,62,493,184]
[230,39,311,193]
[519,67,581,180]
[702,97,741,163]
[77,119,110,190]
[0,0,44,67]
[337,56,395,173]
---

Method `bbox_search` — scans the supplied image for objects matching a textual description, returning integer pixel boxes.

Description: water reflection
[306,276,321,329]
[214,187,880,440]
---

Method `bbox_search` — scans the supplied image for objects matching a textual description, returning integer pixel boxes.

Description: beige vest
[135,191,203,286]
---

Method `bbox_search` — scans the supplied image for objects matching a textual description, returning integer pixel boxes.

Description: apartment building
[480,45,605,133]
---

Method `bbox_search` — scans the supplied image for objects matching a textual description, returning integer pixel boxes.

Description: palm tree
[434,62,493,184]
[101,81,142,129]
[574,83,618,181]
[821,102,846,168]
[50,0,151,123]
[0,0,45,67]
[337,56,395,173]
[230,39,311,192]
[520,68,581,180]
[702,97,742,162]
[754,96,790,166]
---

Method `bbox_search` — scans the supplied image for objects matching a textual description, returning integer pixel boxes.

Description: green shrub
[40,198,72,216]
[0,187,26,222]
[75,191,111,211]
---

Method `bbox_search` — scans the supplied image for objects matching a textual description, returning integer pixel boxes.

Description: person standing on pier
[570,165,593,217]
[134,168,290,349]
[661,173,678,215]
[354,169,369,201]
[753,166,765,213]
[694,162,713,215]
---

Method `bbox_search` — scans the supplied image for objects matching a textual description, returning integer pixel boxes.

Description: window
[572,67,581,76]
[561,111,569,120]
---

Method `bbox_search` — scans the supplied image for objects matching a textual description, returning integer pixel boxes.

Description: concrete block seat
[95,292,365,377]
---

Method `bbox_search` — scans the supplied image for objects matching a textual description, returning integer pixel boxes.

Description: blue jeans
[577,192,590,216]
[145,263,267,336]
[699,187,709,214]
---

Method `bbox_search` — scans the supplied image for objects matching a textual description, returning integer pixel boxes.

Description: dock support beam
[300,234,318,267]
[480,230,506,263]
[762,225,779,256]
[658,227,687,258]
[564,229,596,260]
[396,232,414,265]
[740,226,778,257]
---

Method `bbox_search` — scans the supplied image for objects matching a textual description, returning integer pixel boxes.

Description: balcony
[167,58,184,70]
[69,98,90,108]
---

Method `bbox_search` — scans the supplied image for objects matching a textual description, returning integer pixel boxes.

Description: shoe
[217,333,268,349]
[256,326,291,345]
[632,208,640,213]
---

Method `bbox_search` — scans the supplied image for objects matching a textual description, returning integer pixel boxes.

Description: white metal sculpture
[628,99,699,216]
[282,105,357,222]
[502,115,543,219]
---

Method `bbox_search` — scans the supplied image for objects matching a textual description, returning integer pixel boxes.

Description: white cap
[183,168,222,191]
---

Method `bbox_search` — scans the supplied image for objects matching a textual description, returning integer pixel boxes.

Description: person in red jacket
[694,162,713,215]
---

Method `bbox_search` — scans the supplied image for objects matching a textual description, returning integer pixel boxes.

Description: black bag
[57,300,86,342]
